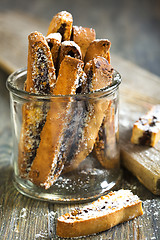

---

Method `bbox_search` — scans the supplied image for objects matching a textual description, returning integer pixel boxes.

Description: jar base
[13,156,122,203]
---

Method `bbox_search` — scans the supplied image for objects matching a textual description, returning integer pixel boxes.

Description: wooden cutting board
[0,11,160,195]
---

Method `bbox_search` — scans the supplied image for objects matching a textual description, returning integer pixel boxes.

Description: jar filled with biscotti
[6,11,122,203]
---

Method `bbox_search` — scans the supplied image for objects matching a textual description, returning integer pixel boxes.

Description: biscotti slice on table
[18,31,56,178]
[56,189,143,238]
[46,33,62,71]
[71,25,96,60]
[63,56,113,173]
[131,105,160,146]
[29,56,86,189]
[47,11,73,41]
[84,39,111,64]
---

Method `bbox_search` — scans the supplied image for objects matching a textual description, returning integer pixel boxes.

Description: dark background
[1,0,160,77]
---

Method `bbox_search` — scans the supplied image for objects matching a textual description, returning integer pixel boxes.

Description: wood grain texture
[0,11,160,240]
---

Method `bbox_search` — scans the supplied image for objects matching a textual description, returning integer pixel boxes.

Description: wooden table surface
[0,9,160,240]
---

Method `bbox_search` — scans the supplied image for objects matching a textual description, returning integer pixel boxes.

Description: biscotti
[63,56,113,173]
[18,31,56,177]
[56,189,143,238]
[29,56,86,189]
[131,105,160,146]
[46,33,62,71]
[25,31,56,94]
[84,39,111,64]
[47,11,73,41]
[71,25,96,60]
[84,56,113,92]
[57,40,82,71]
[93,101,120,169]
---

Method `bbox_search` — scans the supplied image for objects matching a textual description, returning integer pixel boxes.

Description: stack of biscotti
[18,11,116,189]
[56,189,143,238]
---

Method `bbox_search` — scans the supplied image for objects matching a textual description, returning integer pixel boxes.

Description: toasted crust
[131,105,160,146]
[84,39,111,64]
[46,33,62,70]
[58,40,82,70]
[28,56,85,189]
[47,11,73,41]
[56,189,143,238]
[63,57,113,173]
[72,26,96,60]
[18,31,56,177]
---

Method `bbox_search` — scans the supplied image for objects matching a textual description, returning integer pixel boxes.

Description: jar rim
[6,67,121,100]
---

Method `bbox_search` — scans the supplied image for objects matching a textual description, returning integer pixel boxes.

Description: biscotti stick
[26,31,56,94]
[46,33,62,70]
[93,101,120,169]
[131,105,160,146]
[86,57,116,168]
[63,57,112,173]
[56,189,143,238]
[84,39,111,64]
[18,31,56,177]
[29,56,86,189]
[71,25,96,60]
[47,11,73,41]
[84,56,113,92]
[58,40,82,70]
[86,57,119,169]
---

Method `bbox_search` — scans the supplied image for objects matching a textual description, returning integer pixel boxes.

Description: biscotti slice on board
[71,25,96,60]
[56,189,143,238]
[131,105,160,147]
[84,39,111,64]
[63,56,113,173]
[29,56,86,189]
[47,11,73,41]
[18,31,56,178]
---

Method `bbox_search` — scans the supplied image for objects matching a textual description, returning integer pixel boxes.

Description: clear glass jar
[7,68,122,203]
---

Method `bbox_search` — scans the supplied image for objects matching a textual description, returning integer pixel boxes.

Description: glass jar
[7,68,122,203]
